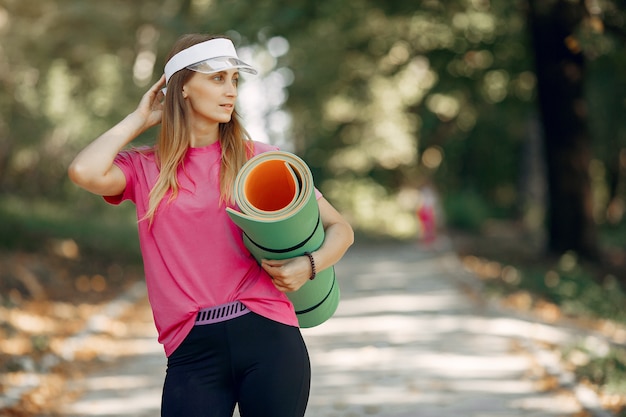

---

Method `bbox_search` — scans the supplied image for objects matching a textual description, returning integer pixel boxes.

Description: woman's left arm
[310,197,355,272]
[261,197,354,293]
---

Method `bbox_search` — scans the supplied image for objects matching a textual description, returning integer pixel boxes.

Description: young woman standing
[68,33,354,417]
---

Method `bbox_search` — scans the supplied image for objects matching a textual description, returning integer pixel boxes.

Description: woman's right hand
[68,74,167,196]
[132,74,166,131]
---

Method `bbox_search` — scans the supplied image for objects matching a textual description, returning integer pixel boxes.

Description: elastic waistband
[195,301,250,326]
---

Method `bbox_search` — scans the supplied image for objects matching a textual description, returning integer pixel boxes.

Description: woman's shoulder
[113,146,157,169]
[250,140,280,156]
[118,145,156,159]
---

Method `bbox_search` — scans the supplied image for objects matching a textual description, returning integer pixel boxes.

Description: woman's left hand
[262,196,354,293]
[261,256,313,292]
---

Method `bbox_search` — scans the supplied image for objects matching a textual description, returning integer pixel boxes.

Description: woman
[68,34,354,417]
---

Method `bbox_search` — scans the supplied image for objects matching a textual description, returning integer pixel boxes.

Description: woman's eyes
[210,74,239,86]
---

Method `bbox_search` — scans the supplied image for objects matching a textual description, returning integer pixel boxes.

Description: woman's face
[182,68,239,125]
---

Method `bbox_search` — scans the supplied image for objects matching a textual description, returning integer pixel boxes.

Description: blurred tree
[528,0,626,260]
[223,0,536,238]
[1,0,624,260]
[583,2,626,231]
[1,0,150,197]
[527,0,599,259]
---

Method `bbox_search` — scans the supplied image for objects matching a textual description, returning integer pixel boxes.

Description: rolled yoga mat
[226,151,339,328]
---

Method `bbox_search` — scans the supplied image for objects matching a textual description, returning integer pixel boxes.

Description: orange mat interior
[244,160,297,211]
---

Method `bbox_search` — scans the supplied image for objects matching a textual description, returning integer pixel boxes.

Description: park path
[59,239,612,417]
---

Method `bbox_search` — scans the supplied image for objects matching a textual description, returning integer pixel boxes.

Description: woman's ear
[182,88,188,99]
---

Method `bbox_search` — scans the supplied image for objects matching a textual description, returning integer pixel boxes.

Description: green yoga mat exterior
[226,151,339,328]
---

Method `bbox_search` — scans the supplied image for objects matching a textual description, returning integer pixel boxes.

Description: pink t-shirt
[105,140,308,356]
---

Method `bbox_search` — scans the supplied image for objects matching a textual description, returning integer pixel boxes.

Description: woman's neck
[189,121,220,148]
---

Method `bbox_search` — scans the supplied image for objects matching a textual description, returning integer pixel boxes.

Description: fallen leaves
[0,248,145,416]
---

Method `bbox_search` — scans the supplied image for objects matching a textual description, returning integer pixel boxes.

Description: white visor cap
[164,38,257,84]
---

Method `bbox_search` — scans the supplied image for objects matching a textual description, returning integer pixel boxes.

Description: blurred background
[1,0,625,415]
[2,0,626,256]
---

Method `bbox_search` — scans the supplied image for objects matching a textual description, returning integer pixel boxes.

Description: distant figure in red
[417,185,437,243]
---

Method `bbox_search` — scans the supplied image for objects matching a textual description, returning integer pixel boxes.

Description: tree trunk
[527,0,600,260]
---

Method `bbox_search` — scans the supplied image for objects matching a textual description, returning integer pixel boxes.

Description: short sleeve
[103,151,139,205]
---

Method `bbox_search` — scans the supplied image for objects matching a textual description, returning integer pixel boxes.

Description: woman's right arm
[68,75,166,196]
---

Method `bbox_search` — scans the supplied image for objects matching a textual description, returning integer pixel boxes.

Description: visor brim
[187,56,258,75]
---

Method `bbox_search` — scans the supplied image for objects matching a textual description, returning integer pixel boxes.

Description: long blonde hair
[144,34,254,223]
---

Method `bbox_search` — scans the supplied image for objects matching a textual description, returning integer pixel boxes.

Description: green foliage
[1,0,625,241]
[0,195,141,261]
[543,270,625,322]
[442,189,491,231]
[600,220,626,249]
[578,348,626,394]
[484,249,626,324]
[563,343,626,401]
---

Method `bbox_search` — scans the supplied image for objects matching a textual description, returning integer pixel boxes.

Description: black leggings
[161,312,310,417]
